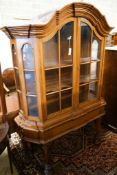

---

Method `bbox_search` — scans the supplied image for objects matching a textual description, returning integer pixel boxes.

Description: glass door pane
[91,34,101,61]
[80,64,90,84]
[27,96,38,116]
[61,67,72,90]
[25,71,36,95]
[44,33,60,116]
[44,33,58,68]
[79,84,89,103]
[61,89,72,109]
[60,22,73,65]
[45,69,59,94]
[80,22,91,63]
[44,22,73,116]
[22,44,35,70]
[46,93,60,115]
[79,21,91,103]
[90,62,100,81]
[60,22,73,110]
[89,82,98,100]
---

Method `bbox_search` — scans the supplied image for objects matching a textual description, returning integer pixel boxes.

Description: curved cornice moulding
[1,2,112,39]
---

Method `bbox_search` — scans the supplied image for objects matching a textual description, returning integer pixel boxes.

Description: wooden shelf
[45,64,72,70]
[80,57,90,63]
[61,87,72,91]
[26,94,37,97]
[80,79,98,87]
[46,85,59,94]
[91,58,100,62]
[61,64,72,68]
[46,87,72,95]
[46,90,59,95]
[90,80,98,83]
[80,61,90,65]
[80,82,89,87]
[45,65,59,70]
[46,81,72,94]
[80,58,100,64]
[24,69,35,72]
[47,93,71,104]
[80,75,90,84]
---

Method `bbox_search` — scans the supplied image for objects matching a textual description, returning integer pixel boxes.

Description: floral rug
[10,123,117,175]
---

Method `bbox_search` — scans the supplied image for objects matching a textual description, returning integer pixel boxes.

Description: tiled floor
[0,148,18,175]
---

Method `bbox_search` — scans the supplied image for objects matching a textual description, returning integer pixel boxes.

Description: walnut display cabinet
[1,3,112,144]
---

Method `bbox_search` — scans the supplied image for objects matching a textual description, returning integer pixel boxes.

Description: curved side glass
[91,34,101,61]
[22,44,35,70]
[22,44,38,117]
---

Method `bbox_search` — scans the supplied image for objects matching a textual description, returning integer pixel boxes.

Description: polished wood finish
[103,49,117,129]
[1,3,112,39]
[1,3,111,144]
[0,63,19,129]
[2,68,15,92]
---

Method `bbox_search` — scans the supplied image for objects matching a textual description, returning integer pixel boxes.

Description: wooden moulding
[1,2,112,39]
[14,98,106,144]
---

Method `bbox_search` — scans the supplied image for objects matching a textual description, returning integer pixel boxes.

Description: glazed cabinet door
[79,19,103,104]
[43,22,74,117]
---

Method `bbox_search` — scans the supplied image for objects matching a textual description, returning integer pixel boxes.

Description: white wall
[0,0,117,71]
[0,0,117,28]
[0,31,13,72]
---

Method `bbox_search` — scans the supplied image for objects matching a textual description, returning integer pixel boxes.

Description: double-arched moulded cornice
[1,2,112,39]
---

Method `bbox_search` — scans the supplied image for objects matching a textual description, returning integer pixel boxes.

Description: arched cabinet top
[1,2,112,39]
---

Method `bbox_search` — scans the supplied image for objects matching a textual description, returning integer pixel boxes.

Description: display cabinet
[1,3,112,144]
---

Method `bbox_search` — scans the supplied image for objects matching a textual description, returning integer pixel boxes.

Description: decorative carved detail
[1,3,112,39]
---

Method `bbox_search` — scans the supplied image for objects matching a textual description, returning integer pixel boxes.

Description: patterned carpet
[10,123,117,175]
